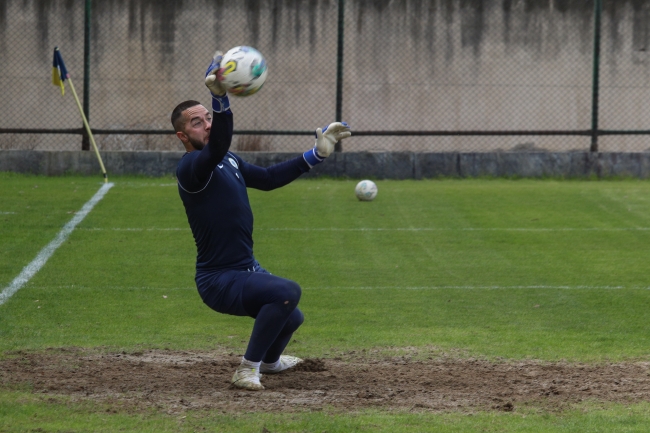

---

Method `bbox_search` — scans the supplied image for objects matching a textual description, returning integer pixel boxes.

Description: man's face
[179,105,212,151]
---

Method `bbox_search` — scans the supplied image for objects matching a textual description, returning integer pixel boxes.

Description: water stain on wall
[3,0,650,152]
[4,0,650,60]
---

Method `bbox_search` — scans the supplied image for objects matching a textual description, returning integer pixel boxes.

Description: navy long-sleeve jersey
[176,110,311,272]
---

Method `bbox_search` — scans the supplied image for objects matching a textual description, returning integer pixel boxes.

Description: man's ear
[176,131,187,143]
[176,131,193,151]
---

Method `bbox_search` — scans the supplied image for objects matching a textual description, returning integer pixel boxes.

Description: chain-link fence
[1,0,650,153]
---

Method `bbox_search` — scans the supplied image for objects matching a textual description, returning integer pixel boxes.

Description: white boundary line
[0,182,114,306]
[22,284,649,291]
[79,227,188,231]
[261,227,650,232]
[304,285,648,290]
[76,227,650,232]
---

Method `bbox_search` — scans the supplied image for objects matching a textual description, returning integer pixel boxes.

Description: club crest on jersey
[228,158,238,169]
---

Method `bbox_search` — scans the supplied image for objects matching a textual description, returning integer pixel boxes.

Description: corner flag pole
[52,47,108,183]
[67,78,108,183]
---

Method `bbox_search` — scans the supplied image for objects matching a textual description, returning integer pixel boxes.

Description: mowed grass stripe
[7,284,650,360]
[0,174,111,289]
[0,183,113,305]
[1,176,650,362]
[0,182,114,305]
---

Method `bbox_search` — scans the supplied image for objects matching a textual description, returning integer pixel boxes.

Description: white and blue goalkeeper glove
[205,50,230,113]
[303,122,352,167]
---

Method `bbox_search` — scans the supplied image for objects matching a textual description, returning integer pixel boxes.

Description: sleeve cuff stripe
[303,148,324,167]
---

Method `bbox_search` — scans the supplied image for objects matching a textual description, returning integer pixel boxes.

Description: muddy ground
[1,348,650,414]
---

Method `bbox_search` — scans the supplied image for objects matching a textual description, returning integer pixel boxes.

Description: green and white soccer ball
[355,180,378,201]
[220,46,268,97]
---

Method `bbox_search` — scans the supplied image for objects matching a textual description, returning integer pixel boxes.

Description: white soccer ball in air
[355,180,378,201]
[220,46,268,97]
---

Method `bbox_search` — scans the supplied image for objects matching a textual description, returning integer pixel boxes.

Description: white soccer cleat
[260,355,303,374]
[231,366,264,390]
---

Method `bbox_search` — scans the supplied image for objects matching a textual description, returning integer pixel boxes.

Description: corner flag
[52,47,68,95]
[51,46,108,183]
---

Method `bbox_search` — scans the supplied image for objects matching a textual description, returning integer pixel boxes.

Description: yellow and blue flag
[52,47,69,95]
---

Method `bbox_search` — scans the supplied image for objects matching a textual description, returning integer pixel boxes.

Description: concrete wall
[3,0,650,153]
[2,150,649,179]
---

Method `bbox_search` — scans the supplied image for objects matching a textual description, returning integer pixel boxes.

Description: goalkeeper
[172,51,351,391]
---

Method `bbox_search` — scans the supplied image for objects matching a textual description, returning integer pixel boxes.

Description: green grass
[2,390,650,432]
[2,172,650,430]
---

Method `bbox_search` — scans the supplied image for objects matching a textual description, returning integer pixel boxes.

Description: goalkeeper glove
[303,122,352,167]
[205,50,230,113]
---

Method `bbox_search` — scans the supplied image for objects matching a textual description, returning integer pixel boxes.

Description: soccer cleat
[231,366,264,390]
[260,355,303,374]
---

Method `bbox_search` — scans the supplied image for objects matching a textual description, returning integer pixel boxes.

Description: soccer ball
[220,46,268,97]
[355,180,378,201]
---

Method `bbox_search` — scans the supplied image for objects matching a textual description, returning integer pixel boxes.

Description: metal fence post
[82,0,91,150]
[590,0,602,152]
[334,0,345,152]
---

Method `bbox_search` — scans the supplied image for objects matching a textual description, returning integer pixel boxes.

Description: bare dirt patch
[2,348,650,414]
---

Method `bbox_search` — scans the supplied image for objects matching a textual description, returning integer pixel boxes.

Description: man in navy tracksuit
[172,51,351,390]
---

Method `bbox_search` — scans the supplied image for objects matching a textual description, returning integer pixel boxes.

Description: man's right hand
[205,51,227,97]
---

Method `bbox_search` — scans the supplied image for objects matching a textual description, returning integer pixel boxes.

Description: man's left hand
[303,122,351,167]
[315,122,352,158]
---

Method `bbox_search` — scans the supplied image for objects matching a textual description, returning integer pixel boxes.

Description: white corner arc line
[0,182,114,307]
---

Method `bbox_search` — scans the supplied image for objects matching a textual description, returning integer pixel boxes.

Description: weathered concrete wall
[2,150,649,179]
[3,0,650,153]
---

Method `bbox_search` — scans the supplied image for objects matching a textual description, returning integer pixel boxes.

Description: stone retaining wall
[1,150,649,179]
